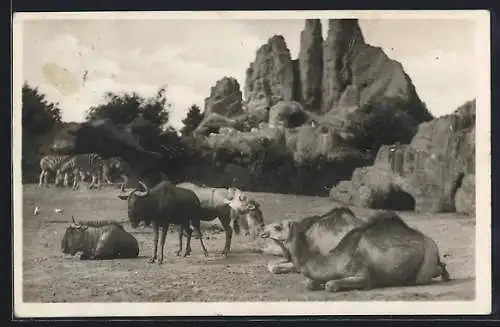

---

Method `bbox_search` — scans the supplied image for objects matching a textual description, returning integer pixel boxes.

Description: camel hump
[316,206,363,231]
[360,211,410,232]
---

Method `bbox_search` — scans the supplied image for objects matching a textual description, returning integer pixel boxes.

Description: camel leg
[218,216,233,256]
[324,272,372,292]
[149,221,159,263]
[304,279,326,291]
[267,259,299,274]
[38,171,45,187]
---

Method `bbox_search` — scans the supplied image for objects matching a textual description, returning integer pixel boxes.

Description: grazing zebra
[102,157,132,192]
[56,153,104,190]
[39,155,72,187]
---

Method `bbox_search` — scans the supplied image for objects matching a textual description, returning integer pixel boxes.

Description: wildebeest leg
[218,216,233,256]
[192,220,209,257]
[304,279,326,291]
[267,259,299,274]
[176,226,184,256]
[324,271,372,292]
[149,221,159,263]
[183,226,193,257]
[157,223,169,265]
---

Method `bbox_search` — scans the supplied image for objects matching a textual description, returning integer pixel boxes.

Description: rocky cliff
[191,18,443,198]
[330,99,476,215]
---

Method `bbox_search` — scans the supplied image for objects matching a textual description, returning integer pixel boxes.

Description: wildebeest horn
[134,181,149,197]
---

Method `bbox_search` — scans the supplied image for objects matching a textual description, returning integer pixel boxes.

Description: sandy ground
[20,184,475,302]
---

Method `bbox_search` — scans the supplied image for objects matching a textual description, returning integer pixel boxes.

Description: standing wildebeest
[176,182,265,256]
[260,210,450,292]
[118,180,209,264]
[61,217,139,260]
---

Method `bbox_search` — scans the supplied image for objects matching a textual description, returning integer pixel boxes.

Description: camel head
[260,220,295,243]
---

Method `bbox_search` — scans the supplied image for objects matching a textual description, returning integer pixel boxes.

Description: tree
[22,82,61,134]
[22,82,62,182]
[180,104,204,136]
[85,86,171,130]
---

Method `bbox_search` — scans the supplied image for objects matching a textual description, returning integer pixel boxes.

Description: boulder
[193,113,239,136]
[245,35,295,112]
[204,77,243,117]
[268,101,310,128]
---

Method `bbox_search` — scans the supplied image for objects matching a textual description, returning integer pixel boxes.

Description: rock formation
[330,99,476,215]
[244,35,295,112]
[298,19,323,112]
[204,77,243,117]
[190,18,444,200]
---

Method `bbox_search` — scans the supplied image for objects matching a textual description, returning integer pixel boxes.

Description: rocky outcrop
[298,19,323,112]
[321,19,363,114]
[330,99,476,215]
[204,77,243,117]
[244,35,295,112]
[320,19,431,122]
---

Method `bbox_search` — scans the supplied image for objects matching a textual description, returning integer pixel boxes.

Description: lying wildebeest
[261,206,365,274]
[260,210,450,292]
[118,180,209,264]
[61,217,139,260]
[176,182,265,256]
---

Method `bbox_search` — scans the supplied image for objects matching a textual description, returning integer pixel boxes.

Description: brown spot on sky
[42,62,80,96]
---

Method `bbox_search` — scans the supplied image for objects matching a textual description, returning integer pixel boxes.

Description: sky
[20,16,477,130]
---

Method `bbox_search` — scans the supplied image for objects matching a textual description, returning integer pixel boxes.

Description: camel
[261,206,365,274]
[260,210,450,292]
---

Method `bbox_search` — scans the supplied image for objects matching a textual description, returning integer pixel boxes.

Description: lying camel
[260,210,450,292]
[176,182,262,256]
[261,207,365,274]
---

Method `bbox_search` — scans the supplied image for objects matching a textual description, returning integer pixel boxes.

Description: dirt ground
[20,184,475,302]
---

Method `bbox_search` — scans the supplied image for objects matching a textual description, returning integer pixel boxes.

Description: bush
[345,97,425,153]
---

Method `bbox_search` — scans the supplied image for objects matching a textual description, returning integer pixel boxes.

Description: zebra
[101,157,132,192]
[56,153,105,190]
[38,155,72,187]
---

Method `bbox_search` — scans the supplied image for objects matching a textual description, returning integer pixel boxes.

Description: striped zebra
[101,157,132,192]
[56,153,105,190]
[39,155,72,187]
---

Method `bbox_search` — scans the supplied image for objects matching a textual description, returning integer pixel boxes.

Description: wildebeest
[117,180,209,264]
[61,217,139,260]
[261,206,365,274]
[260,210,450,292]
[176,182,264,256]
